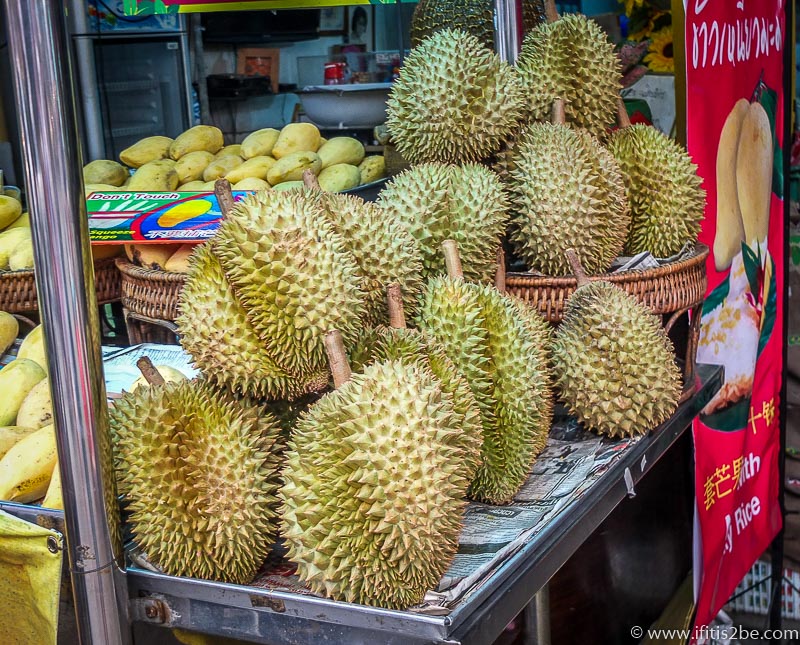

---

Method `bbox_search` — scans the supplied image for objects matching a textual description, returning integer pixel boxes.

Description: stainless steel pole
[494,0,522,64]
[2,2,131,644]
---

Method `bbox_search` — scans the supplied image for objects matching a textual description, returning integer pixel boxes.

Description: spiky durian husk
[176,244,329,400]
[310,191,423,325]
[110,380,283,584]
[608,124,706,257]
[377,163,509,282]
[280,360,475,608]
[551,281,682,437]
[214,191,365,376]
[386,29,525,164]
[516,14,621,139]
[350,326,483,480]
[410,0,546,49]
[417,278,553,504]
[508,123,630,276]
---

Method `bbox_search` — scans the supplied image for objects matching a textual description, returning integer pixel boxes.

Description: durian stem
[324,330,352,389]
[565,248,590,288]
[386,283,407,329]
[303,169,322,191]
[136,356,166,386]
[544,0,559,23]
[551,99,566,125]
[495,246,506,294]
[214,179,235,218]
[616,98,632,129]
[442,240,464,280]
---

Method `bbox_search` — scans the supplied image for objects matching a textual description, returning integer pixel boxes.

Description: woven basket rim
[115,258,188,282]
[506,243,709,286]
[0,255,122,278]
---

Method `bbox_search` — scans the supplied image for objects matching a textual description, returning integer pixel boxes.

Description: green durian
[176,244,329,400]
[417,275,553,504]
[110,379,283,584]
[608,124,706,257]
[508,122,630,276]
[551,253,682,437]
[410,0,546,49]
[386,29,525,164]
[280,359,477,608]
[214,190,365,376]
[377,163,509,282]
[516,14,621,139]
[309,190,423,326]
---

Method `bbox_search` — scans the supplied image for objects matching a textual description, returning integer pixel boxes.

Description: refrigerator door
[93,37,191,161]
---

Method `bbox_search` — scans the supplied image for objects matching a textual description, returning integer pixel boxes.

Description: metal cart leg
[522,585,551,645]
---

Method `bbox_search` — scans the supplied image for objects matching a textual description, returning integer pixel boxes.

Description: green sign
[123,0,413,14]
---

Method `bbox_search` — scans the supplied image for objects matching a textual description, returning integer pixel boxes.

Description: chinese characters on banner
[685,0,786,635]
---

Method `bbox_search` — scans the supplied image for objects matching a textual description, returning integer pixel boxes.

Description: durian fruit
[417,242,553,504]
[280,332,477,608]
[507,108,630,276]
[386,29,525,164]
[410,0,546,49]
[377,163,509,282]
[176,244,328,400]
[551,250,682,437]
[608,121,705,257]
[110,377,283,584]
[302,174,423,325]
[213,190,365,376]
[515,12,620,139]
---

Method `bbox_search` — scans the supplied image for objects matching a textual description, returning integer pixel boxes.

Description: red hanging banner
[685,0,786,635]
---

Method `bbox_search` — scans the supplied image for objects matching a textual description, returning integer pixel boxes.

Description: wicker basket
[505,244,709,323]
[115,258,187,344]
[0,256,121,313]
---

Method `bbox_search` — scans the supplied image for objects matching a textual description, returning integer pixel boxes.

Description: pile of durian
[108,1,693,611]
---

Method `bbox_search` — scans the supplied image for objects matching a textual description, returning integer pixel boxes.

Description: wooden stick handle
[214,179,236,218]
[495,246,506,294]
[324,330,352,389]
[616,97,632,129]
[565,249,590,288]
[386,283,407,329]
[442,240,464,280]
[544,0,559,23]
[551,99,566,125]
[303,169,321,190]
[136,356,166,386]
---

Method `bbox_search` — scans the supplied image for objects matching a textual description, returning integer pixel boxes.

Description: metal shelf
[126,365,723,645]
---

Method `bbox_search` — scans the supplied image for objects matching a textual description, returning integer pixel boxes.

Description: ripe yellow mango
[0,228,31,269]
[0,426,39,461]
[736,101,773,245]
[224,156,276,184]
[163,245,195,273]
[120,135,173,168]
[83,159,128,187]
[176,180,208,192]
[233,177,271,192]
[0,423,56,503]
[15,378,52,429]
[0,195,22,230]
[317,163,361,193]
[271,123,321,159]
[170,125,224,159]
[126,243,182,270]
[215,144,242,159]
[6,212,30,230]
[175,151,215,184]
[0,312,17,355]
[0,359,46,426]
[203,155,244,182]
[240,128,280,159]
[358,156,386,184]
[18,325,47,372]
[127,160,180,191]
[85,183,121,196]
[271,181,305,192]
[42,462,62,510]
[8,237,34,271]
[267,151,322,185]
[317,137,365,169]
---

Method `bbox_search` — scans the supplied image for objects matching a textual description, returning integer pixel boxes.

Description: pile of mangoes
[0,193,33,271]
[84,123,386,195]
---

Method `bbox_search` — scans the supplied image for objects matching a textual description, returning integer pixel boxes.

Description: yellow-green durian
[516,14,621,139]
[110,379,283,584]
[377,163,509,282]
[552,279,682,437]
[280,359,476,608]
[508,123,630,276]
[608,124,706,257]
[386,29,525,164]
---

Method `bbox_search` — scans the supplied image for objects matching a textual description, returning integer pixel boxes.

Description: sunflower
[644,27,674,73]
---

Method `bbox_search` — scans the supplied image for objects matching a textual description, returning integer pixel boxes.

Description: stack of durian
[106,0,695,612]
[83,122,386,196]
